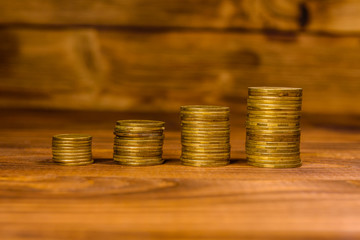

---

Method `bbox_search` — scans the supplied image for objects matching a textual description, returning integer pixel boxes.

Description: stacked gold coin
[52,134,93,166]
[113,120,165,166]
[246,87,302,168]
[180,105,230,167]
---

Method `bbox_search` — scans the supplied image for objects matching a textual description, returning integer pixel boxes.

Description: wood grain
[0,0,301,30]
[0,110,359,240]
[2,0,360,34]
[0,29,359,114]
[306,0,360,33]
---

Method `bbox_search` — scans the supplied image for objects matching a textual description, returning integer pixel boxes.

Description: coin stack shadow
[52,134,93,166]
[113,120,165,166]
[180,105,230,167]
[246,87,302,168]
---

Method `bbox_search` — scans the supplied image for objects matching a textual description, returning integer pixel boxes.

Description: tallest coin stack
[246,87,303,168]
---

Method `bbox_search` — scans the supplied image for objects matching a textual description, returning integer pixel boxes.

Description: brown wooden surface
[1,29,359,114]
[0,0,302,30]
[0,109,359,239]
[1,0,360,33]
[1,1,360,114]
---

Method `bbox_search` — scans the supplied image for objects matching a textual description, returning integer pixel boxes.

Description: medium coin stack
[180,105,230,167]
[113,120,165,166]
[52,134,93,166]
[246,87,302,168]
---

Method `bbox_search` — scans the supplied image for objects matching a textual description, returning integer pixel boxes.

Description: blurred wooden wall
[0,0,359,114]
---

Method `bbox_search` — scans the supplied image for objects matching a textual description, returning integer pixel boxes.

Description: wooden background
[0,0,359,115]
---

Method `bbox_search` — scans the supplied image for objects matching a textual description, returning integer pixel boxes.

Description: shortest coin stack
[113,120,165,166]
[52,134,93,166]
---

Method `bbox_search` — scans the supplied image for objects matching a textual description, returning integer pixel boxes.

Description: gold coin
[52,144,91,148]
[182,141,230,146]
[182,148,230,153]
[181,120,229,125]
[114,132,163,138]
[181,132,230,137]
[181,105,229,112]
[52,140,91,145]
[114,159,164,166]
[181,154,230,160]
[114,125,164,130]
[116,120,165,127]
[246,155,300,160]
[246,145,299,152]
[182,142,230,148]
[181,159,229,167]
[247,161,301,168]
[247,105,302,111]
[247,110,301,116]
[246,121,299,126]
[248,95,302,101]
[248,87,302,97]
[53,158,92,162]
[247,101,302,106]
[247,158,301,164]
[246,150,300,156]
[247,99,302,105]
[181,125,229,130]
[247,159,301,164]
[52,150,92,155]
[246,139,299,145]
[55,161,94,166]
[52,156,92,160]
[53,134,92,141]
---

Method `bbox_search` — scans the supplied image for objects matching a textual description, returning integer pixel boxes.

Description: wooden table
[0,110,359,240]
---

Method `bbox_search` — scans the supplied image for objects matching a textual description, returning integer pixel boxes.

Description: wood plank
[0,29,359,115]
[306,0,360,33]
[0,110,359,240]
[0,0,301,30]
[2,0,360,34]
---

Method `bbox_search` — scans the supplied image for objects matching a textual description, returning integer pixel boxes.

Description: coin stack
[52,134,93,166]
[246,87,302,168]
[113,120,165,166]
[180,105,230,167]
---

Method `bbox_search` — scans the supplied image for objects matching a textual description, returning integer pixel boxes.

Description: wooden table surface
[0,110,359,240]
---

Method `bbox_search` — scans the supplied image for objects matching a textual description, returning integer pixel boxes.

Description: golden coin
[182,142,230,148]
[248,87,302,97]
[55,161,94,166]
[52,156,92,160]
[247,161,301,168]
[52,145,91,149]
[248,95,302,101]
[52,151,92,155]
[53,134,92,141]
[181,159,229,167]
[246,146,299,152]
[181,105,229,112]
[182,148,230,153]
[53,157,92,162]
[246,150,300,156]
[52,140,91,145]
[116,120,165,127]
[247,99,302,105]
[246,155,300,160]
[181,125,229,130]
[247,159,301,164]
[181,120,229,125]
[180,155,230,161]
[114,159,164,166]
[247,105,302,111]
